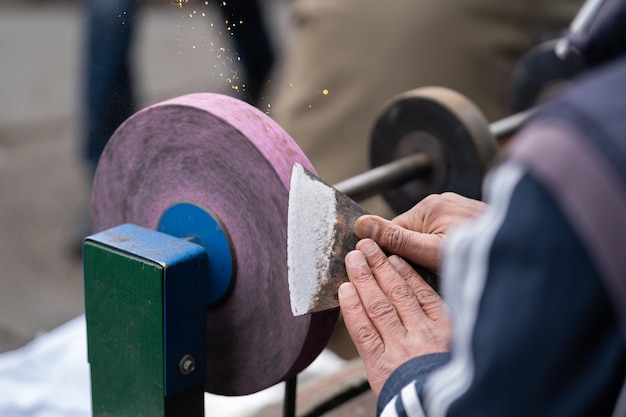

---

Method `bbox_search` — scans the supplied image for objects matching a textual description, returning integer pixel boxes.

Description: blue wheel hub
[157,202,234,304]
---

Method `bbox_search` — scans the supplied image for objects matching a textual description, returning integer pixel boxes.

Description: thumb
[355,215,441,271]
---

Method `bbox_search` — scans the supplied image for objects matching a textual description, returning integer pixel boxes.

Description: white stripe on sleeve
[381,395,399,417]
[401,382,426,417]
[423,162,526,416]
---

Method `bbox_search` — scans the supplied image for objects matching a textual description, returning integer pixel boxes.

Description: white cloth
[0,315,345,417]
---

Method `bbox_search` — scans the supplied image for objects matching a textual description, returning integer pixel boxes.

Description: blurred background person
[76,0,276,246]
[83,0,139,178]
[267,0,583,218]
[83,0,275,176]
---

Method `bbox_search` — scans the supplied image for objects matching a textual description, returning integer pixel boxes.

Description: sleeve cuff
[377,352,451,415]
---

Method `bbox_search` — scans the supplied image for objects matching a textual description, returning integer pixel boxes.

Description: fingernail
[358,239,377,255]
[388,255,404,270]
[356,216,378,238]
[339,282,355,296]
[345,250,366,266]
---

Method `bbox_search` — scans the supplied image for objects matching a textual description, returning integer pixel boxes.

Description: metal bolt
[179,354,196,375]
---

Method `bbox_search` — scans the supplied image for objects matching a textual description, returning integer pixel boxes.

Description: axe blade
[287,163,368,316]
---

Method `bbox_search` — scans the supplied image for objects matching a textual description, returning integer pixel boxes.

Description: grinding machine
[82,86,529,416]
[82,2,603,413]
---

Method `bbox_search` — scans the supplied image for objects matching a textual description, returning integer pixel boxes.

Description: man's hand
[339,238,451,396]
[355,192,486,270]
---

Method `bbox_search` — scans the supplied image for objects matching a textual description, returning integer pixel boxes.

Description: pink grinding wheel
[91,93,340,395]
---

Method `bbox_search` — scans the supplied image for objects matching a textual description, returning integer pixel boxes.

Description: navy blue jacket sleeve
[378,353,450,416]
[376,162,626,416]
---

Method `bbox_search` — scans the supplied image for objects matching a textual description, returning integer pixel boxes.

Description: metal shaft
[556,0,607,59]
[334,153,432,202]
[489,108,534,139]
[334,108,533,201]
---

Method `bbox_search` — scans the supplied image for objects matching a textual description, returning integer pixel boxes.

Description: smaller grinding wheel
[92,93,339,396]
[369,87,497,214]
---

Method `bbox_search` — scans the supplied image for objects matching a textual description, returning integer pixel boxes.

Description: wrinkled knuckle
[355,323,379,345]
[416,289,439,306]
[368,252,388,271]
[419,194,439,208]
[388,284,413,303]
[382,226,405,253]
[368,299,395,319]
[430,194,448,211]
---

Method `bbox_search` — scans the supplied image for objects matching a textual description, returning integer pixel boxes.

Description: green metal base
[84,224,209,417]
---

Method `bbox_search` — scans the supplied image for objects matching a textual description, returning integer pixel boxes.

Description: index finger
[354,239,430,329]
[354,215,441,270]
[344,249,407,340]
[387,255,447,322]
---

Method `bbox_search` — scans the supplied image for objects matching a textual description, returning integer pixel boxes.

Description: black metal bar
[334,153,431,201]
[283,376,297,417]
[333,109,533,201]
[300,379,371,417]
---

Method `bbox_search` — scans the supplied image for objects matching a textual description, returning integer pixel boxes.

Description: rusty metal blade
[287,163,368,316]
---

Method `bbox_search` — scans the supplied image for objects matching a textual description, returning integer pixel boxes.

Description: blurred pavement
[0,1,287,352]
